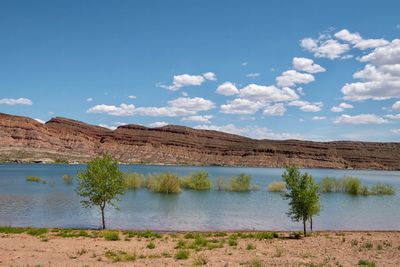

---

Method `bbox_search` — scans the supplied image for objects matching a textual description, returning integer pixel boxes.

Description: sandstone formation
[0,113,399,170]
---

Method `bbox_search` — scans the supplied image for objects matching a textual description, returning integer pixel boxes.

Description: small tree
[77,155,126,229]
[282,166,320,236]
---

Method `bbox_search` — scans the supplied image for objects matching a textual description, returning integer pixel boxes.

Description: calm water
[0,164,399,231]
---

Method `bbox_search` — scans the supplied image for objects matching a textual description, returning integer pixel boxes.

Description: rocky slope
[0,112,399,170]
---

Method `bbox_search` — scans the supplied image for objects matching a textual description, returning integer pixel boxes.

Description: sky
[1,0,400,142]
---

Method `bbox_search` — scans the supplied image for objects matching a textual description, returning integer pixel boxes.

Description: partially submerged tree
[77,155,126,229]
[282,166,320,236]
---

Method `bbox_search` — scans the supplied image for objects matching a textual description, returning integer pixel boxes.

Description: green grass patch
[26,176,46,184]
[102,231,119,241]
[267,181,286,192]
[105,250,136,262]
[26,228,48,236]
[180,171,212,190]
[358,259,376,267]
[246,243,256,250]
[146,241,156,249]
[193,255,208,265]
[175,249,189,260]
[0,226,27,234]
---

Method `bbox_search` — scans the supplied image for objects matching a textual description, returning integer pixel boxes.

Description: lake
[0,164,399,231]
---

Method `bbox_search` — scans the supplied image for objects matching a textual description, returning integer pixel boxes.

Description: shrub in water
[26,176,46,184]
[215,176,229,191]
[230,173,251,192]
[342,176,362,195]
[62,174,73,185]
[147,173,181,194]
[319,177,336,192]
[369,183,395,195]
[124,172,144,190]
[267,181,286,192]
[180,171,212,190]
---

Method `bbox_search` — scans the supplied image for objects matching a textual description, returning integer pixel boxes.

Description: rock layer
[0,113,399,170]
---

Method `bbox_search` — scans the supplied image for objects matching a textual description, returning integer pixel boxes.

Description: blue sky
[1,0,400,141]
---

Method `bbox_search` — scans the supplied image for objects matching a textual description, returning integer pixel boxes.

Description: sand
[0,230,399,266]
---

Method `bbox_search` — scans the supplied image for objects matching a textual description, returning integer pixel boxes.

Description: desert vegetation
[123,172,144,190]
[180,171,212,190]
[26,176,46,183]
[268,181,286,192]
[146,172,182,193]
[319,176,395,195]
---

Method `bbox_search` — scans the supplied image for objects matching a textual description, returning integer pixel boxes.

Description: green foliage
[246,243,256,250]
[102,231,120,241]
[62,174,73,185]
[342,176,361,195]
[123,172,144,190]
[147,241,156,249]
[175,250,189,260]
[358,259,376,267]
[193,255,208,265]
[180,171,212,190]
[76,155,126,229]
[319,177,395,196]
[282,167,320,236]
[248,258,264,267]
[230,173,251,191]
[369,183,395,195]
[146,172,181,193]
[267,181,286,192]
[26,228,48,236]
[0,226,26,234]
[319,177,337,192]
[215,176,229,191]
[105,250,136,262]
[26,176,46,184]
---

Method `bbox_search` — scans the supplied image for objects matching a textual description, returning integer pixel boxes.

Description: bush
[193,255,208,265]
[358,259,376,267]
[267,181,285,192]
[342,176,362,195]
[175,250,189,260]
[147,241,156,249]
[124,173,144,190]
[230,173,251,192]
[180,171,212,190]
[369,183,395,195]
[319,177,336,192]
[146,173,181,193]
[102,231,120,241]
[26,176,46,184]
[62,174,73,185]
[105,250,136,262]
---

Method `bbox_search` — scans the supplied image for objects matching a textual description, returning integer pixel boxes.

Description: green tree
[76,155,126,229]
[281,167,320,236]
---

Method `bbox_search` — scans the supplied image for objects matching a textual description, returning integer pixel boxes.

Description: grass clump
[26,176,46,184]
[175,249,189,260]
[267,181,285,192]
[230,173,252,191]
[147,241,156,249]
[319,177,337,192]
[62,174,73,185]
[193,255,208,265]
[26,228,48,236]
[369,183,395,195]
[180,171,212,190]
[146,173,181,193]
[0,226,26,234]
[248,258,264,267]
[102,231,120,241]
[246,243,256,250]
[105,250,136,262]
[358,259,376,267]
[123,172,144,190]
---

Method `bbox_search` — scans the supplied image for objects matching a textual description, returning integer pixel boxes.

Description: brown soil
[0,231,399,266]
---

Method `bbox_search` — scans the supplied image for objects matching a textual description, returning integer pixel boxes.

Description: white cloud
[276,70,315,87]
[241,62,248,66]
[391,129,400,134]
[239,84,299,102]
[135,107,195,117]
[220,98,262,115]
[312,116,326,120]
[98,124,117,130]
[292,57,326,73]
[335,29,389,50]
[301,37,350,59]
[34,118,45,124]
[384,114,400,120]
[215,82,239,96]
[182,115,213,123]
[203,72,217,81]
[263,103,286,116]
[87,104,136,116]
[86,97,93,102]
[168,97,215,112]
[392,101,400,110]
[288,100,323,112]
[0,98,33,105]
[246,73,260,78]
[342,39,400,101]
[333,114,387,124]
[149,121,168,127]
[194,124,303,140]
[128,95,136,99]
[330,102,354,112]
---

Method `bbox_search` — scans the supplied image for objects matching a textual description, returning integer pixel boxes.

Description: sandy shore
[0,230,399,266]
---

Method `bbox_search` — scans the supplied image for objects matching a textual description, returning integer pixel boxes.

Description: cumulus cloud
[148,121,168,127]
[342,39,400,101]
[301,37,350,59]
[288,100,323,112]
[392,101,400,110]
[292,57,326,73]
[246,73,260,78]
[216,82,239,96]
[384,114,400,120]
[312,116,326,120]
[263,103,286,116]
[0,98,33,105]
[330,102,354,112]
[239,84,299,102]
[160,72,216,91]
[194,124,303,140]
[87,97,214,117]
[335,29,389,50]
[276,70,315,87]
[182,115,213,123]
[220,98,262,114]
[333,114,387,124]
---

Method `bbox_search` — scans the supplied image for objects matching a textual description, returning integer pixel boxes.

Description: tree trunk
[303,219,307,237]
[310,217,313,232]
[101,206,106,229]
